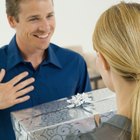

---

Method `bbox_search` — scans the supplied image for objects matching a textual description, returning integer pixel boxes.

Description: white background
[0,0,140,52]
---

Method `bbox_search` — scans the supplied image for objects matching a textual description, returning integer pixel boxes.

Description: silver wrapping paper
[11,88,116,140]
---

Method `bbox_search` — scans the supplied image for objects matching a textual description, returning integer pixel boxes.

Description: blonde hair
[93,2,140,140]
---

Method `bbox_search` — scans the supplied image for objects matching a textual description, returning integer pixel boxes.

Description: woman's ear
[98,52,110,71]
[7,16,16,28]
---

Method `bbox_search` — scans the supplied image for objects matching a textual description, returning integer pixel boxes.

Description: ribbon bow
[67,93,96,114]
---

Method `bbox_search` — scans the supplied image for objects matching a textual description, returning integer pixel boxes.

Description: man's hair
[5,0,54,22]
[5,0,21,22]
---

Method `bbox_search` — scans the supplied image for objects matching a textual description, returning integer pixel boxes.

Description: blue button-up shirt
[0,35,91,140]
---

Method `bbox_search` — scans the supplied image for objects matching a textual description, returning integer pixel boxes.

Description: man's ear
[7,16,16,28]
[98,52,110,70]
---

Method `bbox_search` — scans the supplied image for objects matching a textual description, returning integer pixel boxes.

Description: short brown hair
[5,0,54,22]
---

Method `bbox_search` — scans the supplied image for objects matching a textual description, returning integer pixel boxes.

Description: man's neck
[22,50,46,69]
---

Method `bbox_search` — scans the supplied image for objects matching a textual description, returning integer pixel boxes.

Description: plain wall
[0,0,139,52]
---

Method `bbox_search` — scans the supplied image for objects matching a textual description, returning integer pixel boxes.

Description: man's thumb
[0,69,5,82]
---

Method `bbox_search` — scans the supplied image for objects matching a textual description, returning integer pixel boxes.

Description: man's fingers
[9,72,29,86]
[15,86,34,97]
[0,69,6,82]
[14,78,35,91]
[14,95,30,105]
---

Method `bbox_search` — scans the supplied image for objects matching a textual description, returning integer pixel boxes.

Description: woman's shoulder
[66,115,131,140]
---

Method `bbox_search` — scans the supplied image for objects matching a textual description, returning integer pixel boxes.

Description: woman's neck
[112,73,136,119]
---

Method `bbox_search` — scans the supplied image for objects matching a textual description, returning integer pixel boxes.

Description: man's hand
[0,69,35,109]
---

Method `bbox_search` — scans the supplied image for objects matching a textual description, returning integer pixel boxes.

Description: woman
[67,2,140,140]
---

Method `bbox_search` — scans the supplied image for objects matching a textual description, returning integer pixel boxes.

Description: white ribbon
[66,93,96,114]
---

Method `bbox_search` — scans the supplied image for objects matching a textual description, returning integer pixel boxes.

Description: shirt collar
[7,35,24,71]
[7,36,62,70]
[106,115,131,132]
[43,43,62,69]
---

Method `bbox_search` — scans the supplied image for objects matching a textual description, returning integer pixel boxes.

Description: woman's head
[93,2,140,83]
[93,2,140,140]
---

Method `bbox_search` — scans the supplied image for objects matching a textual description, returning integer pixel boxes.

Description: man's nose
[38,19,50,31]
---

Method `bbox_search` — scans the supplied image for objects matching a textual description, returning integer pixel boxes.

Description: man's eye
[29,18,39,21]
[47,14,54,18]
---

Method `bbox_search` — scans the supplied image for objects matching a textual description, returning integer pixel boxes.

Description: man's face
[9,0,55,52]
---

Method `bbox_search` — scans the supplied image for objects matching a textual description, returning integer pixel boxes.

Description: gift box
[11,88,117,140]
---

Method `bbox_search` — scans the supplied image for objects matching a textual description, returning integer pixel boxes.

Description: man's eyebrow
[26,15,40,20]
[48,11,55,15]
[26,11,54,19]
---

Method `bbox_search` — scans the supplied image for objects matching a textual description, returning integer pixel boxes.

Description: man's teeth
[37,34,49,38]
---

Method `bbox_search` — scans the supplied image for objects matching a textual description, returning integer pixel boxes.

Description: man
[0,0,91,140]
